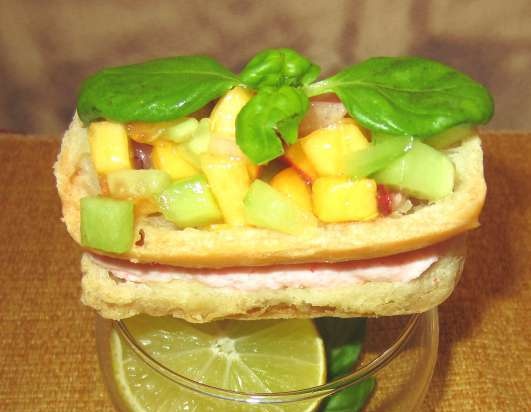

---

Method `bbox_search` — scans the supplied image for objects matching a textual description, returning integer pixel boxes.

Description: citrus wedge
[111,316,326,412]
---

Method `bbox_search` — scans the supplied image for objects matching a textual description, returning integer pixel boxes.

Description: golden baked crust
[80,237,466,322]
[55,114,485,268]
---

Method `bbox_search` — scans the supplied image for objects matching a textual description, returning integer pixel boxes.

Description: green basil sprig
[236,86,309,164]
[77,56,239,123]
[239,48,320,89]
[305,56,494,137]
[315,318,375,412]
[235,48,316,164]
[316,318,367,378]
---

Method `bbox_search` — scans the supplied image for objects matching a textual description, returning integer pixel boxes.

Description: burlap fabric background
[0,0,530,134]
[0,1,530,410]
[0,132,529,410]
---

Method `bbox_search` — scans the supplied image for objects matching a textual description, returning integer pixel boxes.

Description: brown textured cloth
[0,132,529,411]
[1,0,531,134]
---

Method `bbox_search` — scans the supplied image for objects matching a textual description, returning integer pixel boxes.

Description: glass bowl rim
[113,310,431,404]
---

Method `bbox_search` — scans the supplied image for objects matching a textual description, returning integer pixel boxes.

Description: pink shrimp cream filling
[89,242,447,291]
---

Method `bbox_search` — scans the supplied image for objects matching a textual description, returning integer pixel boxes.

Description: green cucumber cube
[244,180,315,234]
[165,118,199,143]
[107,169,171,199]
[184,118,211,161]
[80,196,134,253]
[372,140,455,201]
[346,135,414,179]
[157,176,222,228]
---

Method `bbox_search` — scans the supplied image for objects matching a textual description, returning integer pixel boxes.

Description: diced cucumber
[423,124,474,149]
[107,170,171,199]
[184,118,211,161]
[372,140,455,201]
[346,136,413,179]
[157,176,222,228]
[80,196,134,253]
[370,132,395,145]
[164,118,199,143]
[244,180,316,234]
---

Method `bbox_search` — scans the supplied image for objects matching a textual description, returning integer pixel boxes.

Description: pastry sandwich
[55,49,492,322]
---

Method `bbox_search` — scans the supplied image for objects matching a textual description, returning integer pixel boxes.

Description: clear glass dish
[96,309,438,411]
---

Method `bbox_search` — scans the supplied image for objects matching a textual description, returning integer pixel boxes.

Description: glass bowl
[96,309,438,411]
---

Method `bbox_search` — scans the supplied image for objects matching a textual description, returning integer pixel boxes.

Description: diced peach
[300,131,337,177]
[151,140,198,179]
[283,141,318,182]
[174,144,201,169]
[312,177,378,223]
[88,121,132,174]
[341,118,371,154]
[200,154,250,226]
[210,86,254,139]
[300,118,369,177]
[271,168,313,212]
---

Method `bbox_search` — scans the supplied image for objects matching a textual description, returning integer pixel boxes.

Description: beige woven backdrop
[0,0,530,134]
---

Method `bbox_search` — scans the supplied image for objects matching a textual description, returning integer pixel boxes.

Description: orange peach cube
[210,86,254,140]
[200,154,250,226]
[88,121,133,174]
[271,168,313,212]
[151,140,198,179]
[300,118,369,177]
[312,176,378,222]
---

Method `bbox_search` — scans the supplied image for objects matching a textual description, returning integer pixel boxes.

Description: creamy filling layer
[89,245,443,291]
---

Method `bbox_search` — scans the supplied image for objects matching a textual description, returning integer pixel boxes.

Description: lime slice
[111,316,326,412]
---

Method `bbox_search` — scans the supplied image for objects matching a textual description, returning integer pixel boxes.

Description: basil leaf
[321,378,376,412]
[316,319,374,412]
[77,56,239,124]
[240,48,320,89]
[329,345,364,380]
[315,318,367,379]
[305,57,494,137]
[236,86,309,164]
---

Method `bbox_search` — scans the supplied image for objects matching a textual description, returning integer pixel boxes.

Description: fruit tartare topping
[76,49,493,253]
